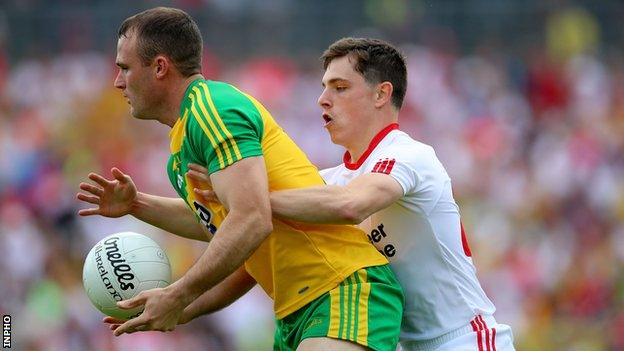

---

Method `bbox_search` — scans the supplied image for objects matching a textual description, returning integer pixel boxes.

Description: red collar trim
[343,123,399,170]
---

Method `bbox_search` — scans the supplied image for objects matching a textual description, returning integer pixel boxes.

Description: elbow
[258,216,273,236]
[336,202,367,224]
[251,210,273,237]
[232,207,273,238]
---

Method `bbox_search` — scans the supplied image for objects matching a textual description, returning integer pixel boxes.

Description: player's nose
[114,71,125,90]
[317,89,331,108]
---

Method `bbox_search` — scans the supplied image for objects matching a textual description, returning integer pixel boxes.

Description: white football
[82,232,172,319]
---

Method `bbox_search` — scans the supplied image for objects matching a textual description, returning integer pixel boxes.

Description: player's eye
[336,86,347,92]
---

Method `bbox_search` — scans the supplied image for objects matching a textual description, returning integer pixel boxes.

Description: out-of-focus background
[1,0,623,350]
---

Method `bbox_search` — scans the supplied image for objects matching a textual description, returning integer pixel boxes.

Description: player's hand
[103,305,193,332]
[178,307,195,325]
[76,167,137,218]
[102,316,127,332]
[111,285,187,336]
[186,163,220,204]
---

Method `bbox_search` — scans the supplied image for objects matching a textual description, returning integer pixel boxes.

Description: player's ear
[154,55,169,79]
[375,82,393,108]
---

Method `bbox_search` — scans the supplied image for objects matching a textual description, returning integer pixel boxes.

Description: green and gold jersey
[167,79,387,318]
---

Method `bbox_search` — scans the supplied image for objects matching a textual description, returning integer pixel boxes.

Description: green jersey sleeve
[185,80,264,173]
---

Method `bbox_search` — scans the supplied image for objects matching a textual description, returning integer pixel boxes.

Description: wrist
[129,191,145,217]
[167,279,200,308]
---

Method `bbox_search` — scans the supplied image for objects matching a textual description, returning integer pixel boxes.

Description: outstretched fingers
[103,316,127,325]
[103,316,126,331]
[79,182,104,196]
[111,167,130,184]
[77,207,101,216]
[88,172,113,188]
[76,192,100,205]
[113,314,150,336]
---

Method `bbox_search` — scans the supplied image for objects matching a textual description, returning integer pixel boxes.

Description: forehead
[322,55,361,83]
[115,34,137,64]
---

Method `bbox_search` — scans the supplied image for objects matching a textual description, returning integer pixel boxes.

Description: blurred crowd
[1,4,624,351]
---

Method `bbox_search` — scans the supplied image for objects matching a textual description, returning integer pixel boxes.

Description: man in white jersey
[277,37,515,351]
[189,37,514,350]
[189,38,514,351]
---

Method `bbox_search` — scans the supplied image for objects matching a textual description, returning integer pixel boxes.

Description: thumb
[111,167,130,184]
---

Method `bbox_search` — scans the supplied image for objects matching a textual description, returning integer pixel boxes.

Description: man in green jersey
[77,7,403,350]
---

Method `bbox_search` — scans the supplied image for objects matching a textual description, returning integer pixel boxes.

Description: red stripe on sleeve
[470,319,484,351]
[378,159,389,173]
[372,161,382,173]
[384,159,396,174]
[491,328,497,351]
[476,330,484,351]
[478,315,488,328]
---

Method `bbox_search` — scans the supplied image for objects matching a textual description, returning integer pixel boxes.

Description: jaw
[325,123,349,148]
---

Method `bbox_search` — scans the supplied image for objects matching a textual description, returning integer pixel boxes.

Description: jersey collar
[343,123,399,170]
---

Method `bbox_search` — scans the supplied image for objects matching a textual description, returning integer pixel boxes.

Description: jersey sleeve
[185,83,264,174]
[366,142,429,195]
[319,166,342,185]
[368,156,418,196]
[368,142,449,197]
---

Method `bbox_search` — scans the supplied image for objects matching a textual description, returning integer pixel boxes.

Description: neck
[347,137,374,162]
[160,73,204,128]
[346,115,398,162]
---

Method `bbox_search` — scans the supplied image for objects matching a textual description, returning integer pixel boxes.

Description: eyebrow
[321,77,349,87]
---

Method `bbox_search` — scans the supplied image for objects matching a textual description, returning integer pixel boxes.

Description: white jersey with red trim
[320,124,497,344]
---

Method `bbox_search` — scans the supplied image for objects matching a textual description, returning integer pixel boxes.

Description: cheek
[340,98,366,120]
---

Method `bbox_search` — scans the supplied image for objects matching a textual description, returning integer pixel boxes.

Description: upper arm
[344,172,404,220]
[186,81,264,174]
[209,156,271,220]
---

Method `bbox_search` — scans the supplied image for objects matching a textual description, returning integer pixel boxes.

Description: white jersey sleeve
[366,138,451,216]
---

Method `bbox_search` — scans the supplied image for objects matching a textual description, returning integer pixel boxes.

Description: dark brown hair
[118,7,202,77]
[322,37,407,110]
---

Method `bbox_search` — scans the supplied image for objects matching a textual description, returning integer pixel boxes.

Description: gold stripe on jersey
[198,82,243,161]
[342,279,349,338]
[191,87,233,165]
[350,275,358,339]
[170,109,189,154]
[356,269,370,346]
[328,287,341,339]
[189,94,226,169]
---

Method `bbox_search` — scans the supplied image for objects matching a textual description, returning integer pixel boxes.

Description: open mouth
[322,113,332,126]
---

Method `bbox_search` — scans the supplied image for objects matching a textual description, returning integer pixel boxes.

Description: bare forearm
[181,267,256,324]
[270,186,361,224]
[131,192,209,242]
[173,210,271,305]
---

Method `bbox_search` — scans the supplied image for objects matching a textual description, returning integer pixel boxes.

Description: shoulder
[373,131,438,167]
[319,164,345,179]
[183,80,259,115]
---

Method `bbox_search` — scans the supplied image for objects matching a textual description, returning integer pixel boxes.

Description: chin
[130,109,146,120]
[327,132,345,147]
